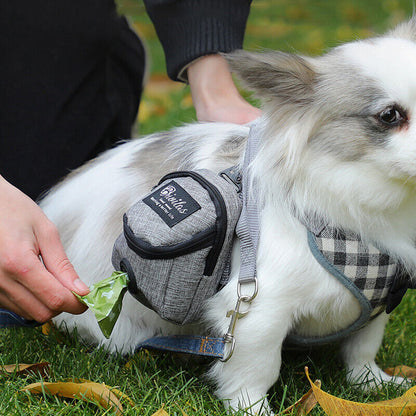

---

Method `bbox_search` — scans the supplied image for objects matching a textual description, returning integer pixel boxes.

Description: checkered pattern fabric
[313,226,399,317]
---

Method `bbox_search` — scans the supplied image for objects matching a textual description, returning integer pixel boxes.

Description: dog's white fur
[40,19,416,414]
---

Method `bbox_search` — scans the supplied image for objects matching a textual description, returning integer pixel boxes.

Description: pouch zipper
[124,214,216,260]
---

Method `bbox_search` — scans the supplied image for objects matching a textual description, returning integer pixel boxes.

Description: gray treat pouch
[111,169,242,325]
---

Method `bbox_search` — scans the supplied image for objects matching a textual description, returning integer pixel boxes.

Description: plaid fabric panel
[314,226,398,316]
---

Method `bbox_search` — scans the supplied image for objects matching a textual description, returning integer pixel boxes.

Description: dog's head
[226,17,416,225]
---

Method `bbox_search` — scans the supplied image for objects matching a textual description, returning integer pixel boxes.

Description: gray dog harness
[286,221,413,347]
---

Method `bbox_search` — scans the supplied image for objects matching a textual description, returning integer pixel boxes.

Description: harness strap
[0,309,42,328]
[135,335,226,358]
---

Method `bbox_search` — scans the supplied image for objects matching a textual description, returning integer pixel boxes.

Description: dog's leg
[341,312,406,389]
[207,304,292,415]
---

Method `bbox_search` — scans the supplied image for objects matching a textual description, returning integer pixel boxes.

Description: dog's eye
[377,105,407,126]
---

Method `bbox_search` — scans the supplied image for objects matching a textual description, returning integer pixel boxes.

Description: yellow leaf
[1,362,50,378]
[39,320,64,343]
[40,321,53,335]
[110,386,136,407]
[138,99,167,122]
[138,100,154,122]
[305,367,416,416]
[180,93,193,110]
[21,380,124,414]
[125,350,155,370]
[384,365,416,379]
[151,404,170,416]
[282,381,320,415]
[145,74,183,98]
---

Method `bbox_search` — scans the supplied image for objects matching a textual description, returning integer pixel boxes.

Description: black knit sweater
[144,0,252,81]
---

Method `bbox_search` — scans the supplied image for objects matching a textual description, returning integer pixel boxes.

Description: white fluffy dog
[40,18,416,414]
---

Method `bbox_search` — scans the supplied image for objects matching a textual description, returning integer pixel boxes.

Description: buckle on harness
[221,279,258,362]
[220,166,242,193]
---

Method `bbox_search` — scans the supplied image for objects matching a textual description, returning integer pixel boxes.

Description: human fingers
[34,218,89,297]
[0,176,87,320]
[0,243,87,320]
[0,276,54,322]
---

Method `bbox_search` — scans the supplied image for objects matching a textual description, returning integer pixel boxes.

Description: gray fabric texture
[235,122,261,285]
[130,176,217,245]
[112,169,242,325]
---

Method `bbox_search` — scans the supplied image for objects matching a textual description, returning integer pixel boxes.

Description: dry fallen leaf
[180,93,193,110]
[139,99,167,122]
[1,362,50,379]
[384,365,416,379]
[149,403,189,416]
[282,381,320,415]
[40,322,53,336]
[110,386,135,408]
[39,320,65,343]
[145,74,183,98]
[151,405,170,416]
[305,366,416,416]
[21,380,125,414]
[138,73,187,122]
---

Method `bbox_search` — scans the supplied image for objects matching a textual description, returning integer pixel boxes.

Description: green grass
[1,293,416,415]
[2,1,416,414]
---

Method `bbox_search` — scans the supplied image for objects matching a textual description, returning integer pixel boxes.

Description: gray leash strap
[236,122,261,285]
[221,121,261,361]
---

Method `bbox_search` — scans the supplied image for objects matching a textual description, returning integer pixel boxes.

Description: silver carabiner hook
[220,278,258,362]
[221,333,236,362]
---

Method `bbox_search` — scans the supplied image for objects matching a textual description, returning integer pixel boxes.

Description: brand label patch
[143,180,201,227]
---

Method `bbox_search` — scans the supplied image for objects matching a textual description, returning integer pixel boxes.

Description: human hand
[0,176,89,322]
[187,54,261,124]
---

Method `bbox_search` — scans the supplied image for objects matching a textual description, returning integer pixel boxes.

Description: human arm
[187,54,261,123]
[143,0,259,123]
[0,176,89,322]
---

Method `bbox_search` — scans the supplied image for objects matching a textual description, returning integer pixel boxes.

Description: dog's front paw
[222,391,273,415]
[347,361,408,390]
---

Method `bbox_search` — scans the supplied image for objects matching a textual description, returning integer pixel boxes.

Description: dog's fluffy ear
[225,50,316,105]
[387,15,416,41]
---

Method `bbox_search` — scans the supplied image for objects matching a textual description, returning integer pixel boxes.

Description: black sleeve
[143,0,252,81]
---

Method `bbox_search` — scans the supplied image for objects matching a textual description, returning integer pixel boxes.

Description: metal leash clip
[221,278,258,362]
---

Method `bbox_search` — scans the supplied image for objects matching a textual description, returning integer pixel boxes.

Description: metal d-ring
[237,278,258,303]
